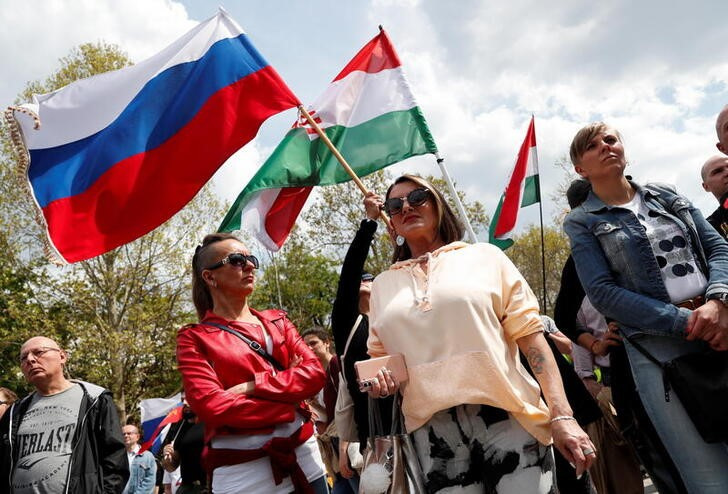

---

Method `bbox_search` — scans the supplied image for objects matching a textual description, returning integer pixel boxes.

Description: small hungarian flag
[488,117,540,250]
[219,28,437,250]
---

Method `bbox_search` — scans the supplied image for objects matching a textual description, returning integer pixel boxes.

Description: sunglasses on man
[205,252,259,271]
[383,187,431,216]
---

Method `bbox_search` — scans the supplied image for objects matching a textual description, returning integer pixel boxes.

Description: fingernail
[569,462,575,469]
[576,473,583,480]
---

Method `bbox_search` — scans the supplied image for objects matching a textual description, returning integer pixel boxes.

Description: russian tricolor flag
[8,9,299,263]
[139,393,183,454]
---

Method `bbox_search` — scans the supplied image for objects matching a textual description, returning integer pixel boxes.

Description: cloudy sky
[3,0,728,240]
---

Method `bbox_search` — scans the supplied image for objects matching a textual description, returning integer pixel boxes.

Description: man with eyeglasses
[0,336,129,493]
[121,424,156,494]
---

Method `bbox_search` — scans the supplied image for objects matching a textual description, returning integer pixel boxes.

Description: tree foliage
[550,155,580,224]
[0,232,57,393]
[251,233,339,331]
[505,225,571,316]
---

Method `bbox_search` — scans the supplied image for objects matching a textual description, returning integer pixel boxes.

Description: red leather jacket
[176,309,325,440]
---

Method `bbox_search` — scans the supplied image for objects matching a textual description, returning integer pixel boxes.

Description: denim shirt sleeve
[563,211,690,338]
[688,202,728,297]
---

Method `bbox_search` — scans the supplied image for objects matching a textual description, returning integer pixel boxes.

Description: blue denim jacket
[122,449,156,494]
[563,182,728,338]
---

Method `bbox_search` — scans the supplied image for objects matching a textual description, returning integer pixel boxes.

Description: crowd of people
[2,107,728,493]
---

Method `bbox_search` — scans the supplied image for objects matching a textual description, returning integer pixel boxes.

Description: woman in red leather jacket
[176,233,327,494]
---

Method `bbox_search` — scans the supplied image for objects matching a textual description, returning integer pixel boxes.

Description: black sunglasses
[205,252,259,270]
[384,187,431,216]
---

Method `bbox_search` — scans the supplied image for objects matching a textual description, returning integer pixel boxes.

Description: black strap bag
[628,337,728,443]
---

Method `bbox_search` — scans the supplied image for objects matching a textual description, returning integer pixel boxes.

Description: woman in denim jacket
[563,122,728,493]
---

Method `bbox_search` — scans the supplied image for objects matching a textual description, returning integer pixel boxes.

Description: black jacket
[707,205,728,240]
[553,255,588,342]
[0,380,129,493]
[331,219,392,447]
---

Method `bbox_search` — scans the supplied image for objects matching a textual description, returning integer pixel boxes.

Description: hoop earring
[396,235,405,247]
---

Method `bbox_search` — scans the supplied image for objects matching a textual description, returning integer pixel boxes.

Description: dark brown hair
[191,232,242,320]
[386,174,464,263]
[301,327,330,343]
[569,122,623,166]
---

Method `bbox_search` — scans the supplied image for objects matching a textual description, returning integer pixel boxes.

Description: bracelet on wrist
[550,415,576,424]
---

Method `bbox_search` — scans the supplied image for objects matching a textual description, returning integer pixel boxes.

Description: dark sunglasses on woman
[383,187,431,216]
[205,252,259,270]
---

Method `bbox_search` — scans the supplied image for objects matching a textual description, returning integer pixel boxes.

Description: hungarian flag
[488,117,540,250]
[219,28,438,250]
[7,10,299,263]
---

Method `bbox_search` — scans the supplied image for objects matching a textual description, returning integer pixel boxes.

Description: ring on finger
[582,448,595,456]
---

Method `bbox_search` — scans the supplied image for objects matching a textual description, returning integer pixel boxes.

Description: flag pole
[435,153,477,243]
[537,183,547,312]
[298,105,393,230]
[531,113,547,312]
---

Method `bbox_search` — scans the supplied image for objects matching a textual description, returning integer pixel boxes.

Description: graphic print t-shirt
[619,193,707,303]
[13,383,83,494]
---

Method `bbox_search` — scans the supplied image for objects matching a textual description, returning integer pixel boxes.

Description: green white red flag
[218,29,438,250]
[488,116,540,250]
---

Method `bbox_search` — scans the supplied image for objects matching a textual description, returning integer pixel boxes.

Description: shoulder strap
[339,314,363,386]
[625,335,673,402]
[625,335,662,367]
[203,322,286,371]
[342,314,363,360]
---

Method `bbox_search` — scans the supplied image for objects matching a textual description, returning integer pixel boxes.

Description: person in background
[541,314,573,355]
[571,307,644,494]
[0,387,18,420]
[122,424,157,494]
[536,315,603,494]
[162,466,181,494]
[366,174,595,493]
[302,328,339,434]
[700,154,728,238]
[161,401,207,494]
[563,122,728,493]
[303,327,358,494]
[176,233,327,494]
[329,191,392,479]
[0,336,128,493]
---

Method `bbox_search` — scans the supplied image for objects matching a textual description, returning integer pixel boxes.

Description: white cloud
[358,0,728,228]
[0,0,194,104]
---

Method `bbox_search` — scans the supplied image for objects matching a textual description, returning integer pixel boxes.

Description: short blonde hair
[569,122,623,166]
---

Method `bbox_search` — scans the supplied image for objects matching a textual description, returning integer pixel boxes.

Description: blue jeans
[332,473,359,494]
[291,475,329,494]
[625,336,728,493]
